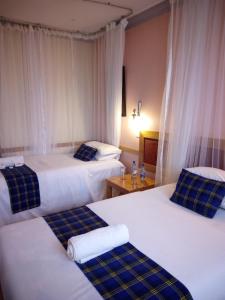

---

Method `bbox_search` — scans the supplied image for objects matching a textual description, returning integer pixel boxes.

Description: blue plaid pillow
[170,169,225,218]
[74,144,97,161]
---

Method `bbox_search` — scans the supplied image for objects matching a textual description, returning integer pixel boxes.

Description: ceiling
[0,0,163,33]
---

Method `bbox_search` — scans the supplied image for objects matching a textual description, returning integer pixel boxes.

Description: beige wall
[120,12,169,170]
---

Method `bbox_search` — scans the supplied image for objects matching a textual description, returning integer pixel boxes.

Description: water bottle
[131,161,137,184]
[140,163,146,181]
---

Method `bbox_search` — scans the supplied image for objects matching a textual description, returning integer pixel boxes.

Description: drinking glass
[120,166,126,180]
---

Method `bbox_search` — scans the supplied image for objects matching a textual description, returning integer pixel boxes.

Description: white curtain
[105,20,127,147]
[93,20,127,147]
[93,36,107,143]
[0,20,126,154]
[156,0,225,185]
[0,24,94,154]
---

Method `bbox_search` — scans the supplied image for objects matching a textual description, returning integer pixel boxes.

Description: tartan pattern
[74,144,97,161]
[44,206,193,300]
[1,165,40,214]
[170,168,225,218]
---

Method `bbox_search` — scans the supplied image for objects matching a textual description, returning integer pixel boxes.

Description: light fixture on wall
[132,100,142,119]
[129,100,153,137]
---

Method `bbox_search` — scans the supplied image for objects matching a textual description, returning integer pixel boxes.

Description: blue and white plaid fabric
[74,144,97,161]
[170,168,225,218]
[1,165,40,214]
[44,206,193,300]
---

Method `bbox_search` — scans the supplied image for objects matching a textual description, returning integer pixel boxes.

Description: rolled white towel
[0,156,24,169]
[67,224,129,264]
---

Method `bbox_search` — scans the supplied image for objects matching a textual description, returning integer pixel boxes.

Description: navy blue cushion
[170,169,225,218]
[74,144,97,161]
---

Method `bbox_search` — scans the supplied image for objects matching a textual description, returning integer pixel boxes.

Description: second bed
[0,153,123,226]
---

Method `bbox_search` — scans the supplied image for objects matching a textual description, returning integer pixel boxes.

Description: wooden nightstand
[106,174,155,198]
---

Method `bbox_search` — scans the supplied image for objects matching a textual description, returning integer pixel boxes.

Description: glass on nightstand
[120,166,126,181]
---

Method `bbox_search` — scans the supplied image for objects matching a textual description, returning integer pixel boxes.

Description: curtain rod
[83,0,133,17]
[0,16,101,39]
[0,1,132,39]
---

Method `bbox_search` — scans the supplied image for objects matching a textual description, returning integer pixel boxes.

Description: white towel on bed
[67,224,129,263]
[0,156,24,169]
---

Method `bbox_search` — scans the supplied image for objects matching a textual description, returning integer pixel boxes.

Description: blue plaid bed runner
[1,165,40,214]
[44,206,193,300]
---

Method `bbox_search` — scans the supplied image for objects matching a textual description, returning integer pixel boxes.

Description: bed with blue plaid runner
[1,165,40,214]
[44,206,193,300]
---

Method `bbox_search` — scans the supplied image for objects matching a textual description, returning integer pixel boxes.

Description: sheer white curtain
[105,20,127,147]
[0,20,126,154]
[93,36,107,142]
[156,0,225,185]
[40,33,94,152]
[0,24,94,154]
[93,20,127,147]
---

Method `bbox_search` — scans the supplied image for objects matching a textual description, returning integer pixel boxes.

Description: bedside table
[106,174,155,198]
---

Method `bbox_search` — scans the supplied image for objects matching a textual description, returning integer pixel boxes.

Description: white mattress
[0,154,123,226]
[0,184,225,300]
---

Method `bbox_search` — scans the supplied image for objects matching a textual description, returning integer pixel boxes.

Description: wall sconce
[132,100,142,119]
[129,100,153,137]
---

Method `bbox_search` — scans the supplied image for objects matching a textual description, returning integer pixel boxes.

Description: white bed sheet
[0,184,225,300]
[0,154,123,226]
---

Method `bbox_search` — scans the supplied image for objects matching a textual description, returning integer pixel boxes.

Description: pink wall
[120,12,169,170]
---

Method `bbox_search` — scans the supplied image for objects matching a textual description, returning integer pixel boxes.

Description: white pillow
[96,153,120,161]
[85,141,121,156]
[186,167,225,209]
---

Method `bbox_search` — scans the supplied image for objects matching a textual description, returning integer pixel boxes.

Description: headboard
[139,131,159,172]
